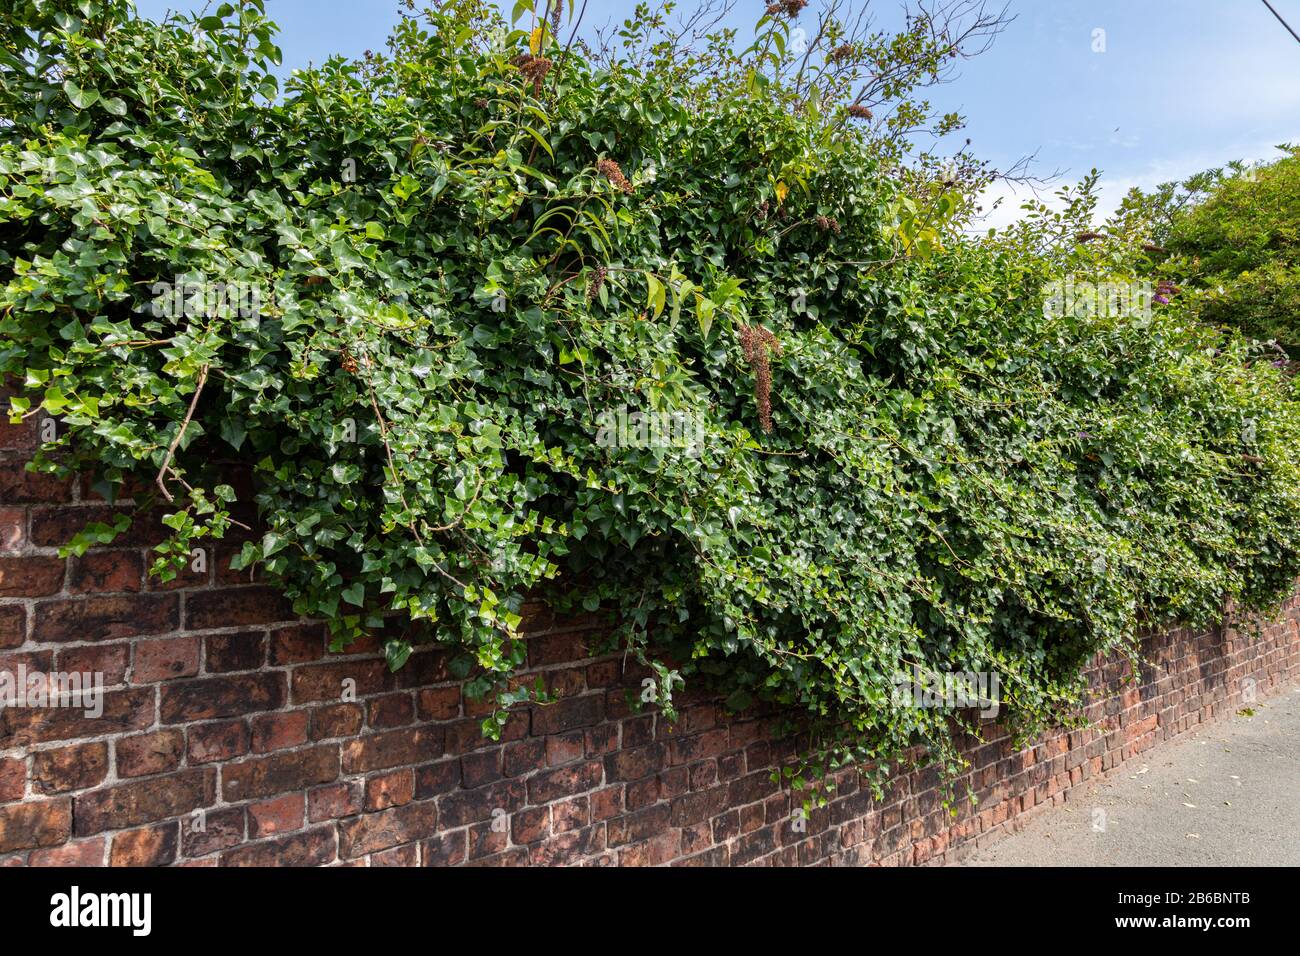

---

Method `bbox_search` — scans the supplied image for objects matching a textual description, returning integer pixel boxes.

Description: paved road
[956,685,1300,866]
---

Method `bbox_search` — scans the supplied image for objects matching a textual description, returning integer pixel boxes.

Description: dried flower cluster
[766,0,809,17]
[587,264,608,302]
[815,214,841,234]
[1075,231,1105,243]
[739,324,782,433]
[597,158,634,194]
[828,43,854,63]
[846,104,873,120]
[512,53,552,90]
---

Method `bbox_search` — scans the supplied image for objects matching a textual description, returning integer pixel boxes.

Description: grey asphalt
[955,684,1300,866]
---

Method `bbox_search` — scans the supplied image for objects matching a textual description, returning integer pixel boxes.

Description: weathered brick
[308,783,361,823]
[367,692,414,728]
[221,745,339,802]
[531,694,603,735]
[110,822,178,866]
[29,837,105,866]
[0,758,24,802]
[0,799,71,852]
[341,727,441,774]
[0,462,71,504]
[31,594,177,642]
[365,769,415,810]
[251,711,308,753]
[0,555,64,596]
[268,623,324,664]
[160,672,285,723]
[1,686,154,746]
[291,659,390,704]
[187,719,250,764]
[67,551,143,594]
[527,759,603,804]
[185,586,293,630]
[0,605,24,648]
[73,769,214,836]
[220,827,335,867]
[181,805,245,857]
[337,801,437,859]
[204,631,266,673]
[132,636,201,682]
[248,793,304,838]
[56,643,130,685]
[115,729,185,778]
[0,508,24,552]
[31,742,108,794]
[310,702,363,740]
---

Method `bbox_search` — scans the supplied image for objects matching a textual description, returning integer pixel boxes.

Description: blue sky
[131,0,1300,225]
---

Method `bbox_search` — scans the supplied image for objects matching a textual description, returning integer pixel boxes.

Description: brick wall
[2,408,1299,866]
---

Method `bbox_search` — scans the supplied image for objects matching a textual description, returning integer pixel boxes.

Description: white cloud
[972,136,1299,233]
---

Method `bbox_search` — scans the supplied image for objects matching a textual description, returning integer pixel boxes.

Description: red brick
[0,462,72,503]
[367,693,414,728]
[291,659,390,704]
[55,643,129,685]
[204,631,266,673]
[0,556,64,596]
[185,586,293,630]
[1,686,154,745]
[526,759,603,804]
[531,695,603,735]
[187,719,250,764]
[0,799,72,852]
[308,783,361,823]
[31,743,108,794]
[248,793,304,838]
[67,551,143,593]
[132,636,201,682]
[251,711,308,753]
[310,702,363,739]
[30,505,163,548]
[0,605,24,648]
[369,843,417,866]
[31,594,177,642]
[29,837,105,866]
[110,822,178,866]
[337,801,437,859]
[341,727,442,774]
[115,729,185,778]
[0,508,24,552]
[268,623,324,664]
[160,672,285,722]
[365,769,415,810]
[73,769,214,836]
[415,685,460,720]
[181,806,245,857]
[0,758,25,802]
[220,827,335,867]
[221,745,339,802]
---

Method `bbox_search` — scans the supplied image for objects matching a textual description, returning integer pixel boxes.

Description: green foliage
[4,0,1300,801]
[1108,148,1300,355]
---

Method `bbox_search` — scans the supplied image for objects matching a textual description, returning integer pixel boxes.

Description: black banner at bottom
[0,865,1284,942]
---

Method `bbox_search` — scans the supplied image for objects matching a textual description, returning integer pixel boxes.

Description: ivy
[4,0,1300,804]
